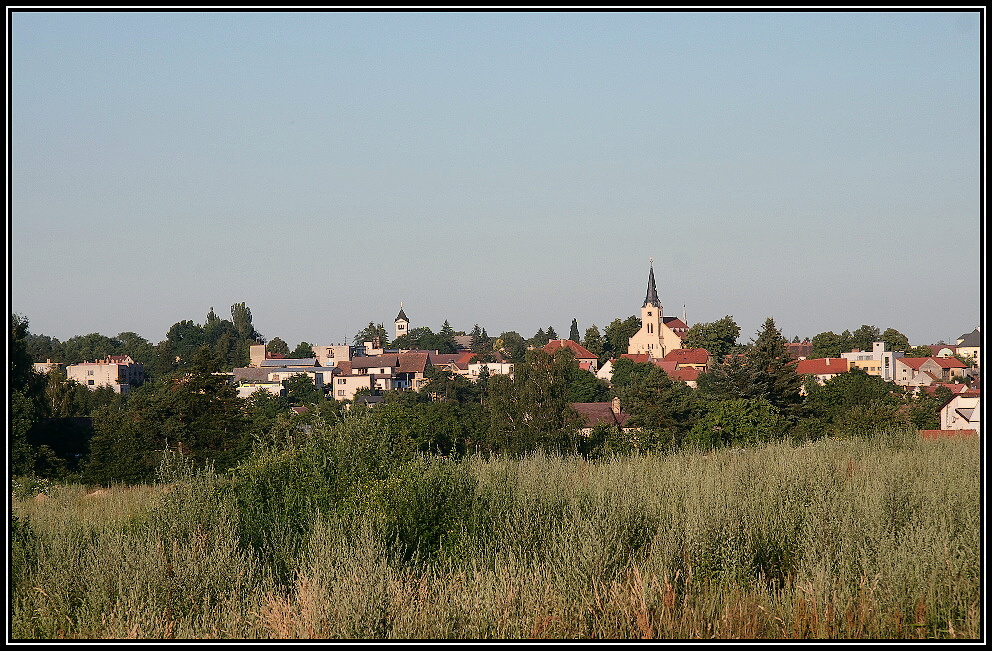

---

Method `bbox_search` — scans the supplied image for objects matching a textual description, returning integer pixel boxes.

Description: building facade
[627,261,686,359]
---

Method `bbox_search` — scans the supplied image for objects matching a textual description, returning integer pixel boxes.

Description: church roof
[396,305,409,322]
[643,262,661,308]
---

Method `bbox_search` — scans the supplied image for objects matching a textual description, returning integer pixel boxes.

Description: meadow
[10,413,981,640]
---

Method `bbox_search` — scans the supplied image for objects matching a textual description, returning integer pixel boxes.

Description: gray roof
[957,329,981,348]
[260,358,317,367]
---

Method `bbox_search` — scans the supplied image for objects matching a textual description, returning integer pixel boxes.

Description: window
[337,390,345,396]
[87,380,95,385]
[87,370,94,376]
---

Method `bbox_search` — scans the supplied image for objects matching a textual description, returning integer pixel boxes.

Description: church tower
[395,303,410,341]
[627,259,682,359]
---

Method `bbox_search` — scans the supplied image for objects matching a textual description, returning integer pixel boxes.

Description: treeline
[11,310,952,487]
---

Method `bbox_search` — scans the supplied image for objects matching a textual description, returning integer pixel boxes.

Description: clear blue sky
[10,10,983,349]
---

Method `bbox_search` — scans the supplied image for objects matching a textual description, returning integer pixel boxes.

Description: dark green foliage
[602,316,641,359]
[582,325,604,360]
[84,369,251,485]
[392,325,456,353]
[683,315,741,362]
[483,349,583,455]
[265,337,290,357]
[687,398,789,449]
[568,318,580,343]
[802,367,903,422]
[354,322,391,349]
[282,373,322,406]
[613,359,697,439]
[494,331,528,363]
[290,342,315,359]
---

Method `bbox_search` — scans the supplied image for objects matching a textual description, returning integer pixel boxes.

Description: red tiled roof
[796,358,849,375]
[897,357,930,370]
[931,357,967,369]
[652,360,679,374]
[396,352,429,374]
[543,339,597,360]
[920,429,977,439]
[571,402,630,428]
[662,348,710,365]
[621,353,651,364]
[923,383,970,395]
[668,367,701,382]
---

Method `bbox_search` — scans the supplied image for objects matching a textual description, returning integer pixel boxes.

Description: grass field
[10,421,981,640]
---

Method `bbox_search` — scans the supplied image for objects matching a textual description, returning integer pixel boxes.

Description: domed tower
[394,303,410,342]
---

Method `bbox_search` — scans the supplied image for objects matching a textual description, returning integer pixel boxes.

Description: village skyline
[11,11,982,348]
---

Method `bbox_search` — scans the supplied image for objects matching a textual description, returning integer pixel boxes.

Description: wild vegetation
[11,412,980,640]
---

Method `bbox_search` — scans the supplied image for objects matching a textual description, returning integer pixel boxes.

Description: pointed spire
[643,258,661,308]
[395,303,409,323]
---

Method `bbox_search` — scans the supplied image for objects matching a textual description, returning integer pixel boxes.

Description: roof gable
[542,339,597,360]
[796,358,849,375]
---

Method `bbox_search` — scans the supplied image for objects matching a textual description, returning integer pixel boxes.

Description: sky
[9,10,984,350]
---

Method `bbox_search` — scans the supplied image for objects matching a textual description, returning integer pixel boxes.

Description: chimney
[826,358,830,366]
[612,396,621,415]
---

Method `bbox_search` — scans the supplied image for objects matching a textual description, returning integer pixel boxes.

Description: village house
[939,388,981,435]
[840,341,904,382]
[795,357,850,390]
[784,340,813,360]
[894,357,968,388]
[65,355,144,394]
[955,328,981,369]
[571,397,634,436]
[33,359,63,375]
[542,339,600,372]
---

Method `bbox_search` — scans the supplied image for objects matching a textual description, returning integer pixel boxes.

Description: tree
[747,317,804,416]
[483,349,582,455]
[683,315,741,362]
[266,337,290,357]
[582,325,604,360]
[687,398,788,449]
[290,342,315,359]
[616,362,697,441]
[801,366,903,423]
[283,373,322,406]
[11,314,48,475]
[165,320,206,368]
[849,325,881,353]
[529,328,548,348]
[546,326,559,341]
[231,302,260,342]
[568,319,580,343]
[880,327,910,353]
[556,346,610,402]
[354,322,390,349]
[603,316,641,359]
[809,330,849,359]
[494,331,528,364]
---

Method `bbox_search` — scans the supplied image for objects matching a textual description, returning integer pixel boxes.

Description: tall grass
[10,415,980,639]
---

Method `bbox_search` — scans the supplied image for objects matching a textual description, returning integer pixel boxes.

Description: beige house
[66,355,144,394]
[940,389,981,435]
[795,357,850,392]
[627,261,687,359]
[895,357,968,387]
[955,328,981,369]
[840,342,904,382]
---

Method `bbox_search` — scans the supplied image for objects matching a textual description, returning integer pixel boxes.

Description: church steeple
[642,258,661,309]
[394,303,409,341]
